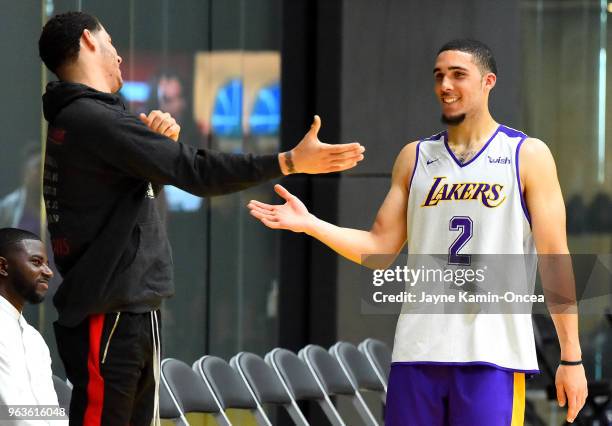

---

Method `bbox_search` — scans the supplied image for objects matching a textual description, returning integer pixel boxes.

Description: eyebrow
[433,66,470,74]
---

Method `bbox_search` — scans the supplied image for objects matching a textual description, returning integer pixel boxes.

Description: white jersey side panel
[392,125,539,372]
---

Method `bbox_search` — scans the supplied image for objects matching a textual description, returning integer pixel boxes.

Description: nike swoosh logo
[427,158,439,165]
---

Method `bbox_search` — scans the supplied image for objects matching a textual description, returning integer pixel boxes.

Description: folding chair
[230,351,309,426]
[299,344,379,426]
[265,347,346,426]
[358,338,391,394]
[52,375,72,415]
[193,355,268,426]
[330,341,386,408]
[160,358,225,425]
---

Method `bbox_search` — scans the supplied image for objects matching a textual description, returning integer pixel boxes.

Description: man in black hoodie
[38,11,365,426]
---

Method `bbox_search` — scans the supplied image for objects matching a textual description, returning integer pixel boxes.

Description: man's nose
[441,76,453,91]
[42,264,53,279]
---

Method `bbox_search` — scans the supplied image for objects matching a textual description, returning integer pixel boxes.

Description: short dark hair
[0,228,41,258]
[438,39,497,75]
[39,11,101,75]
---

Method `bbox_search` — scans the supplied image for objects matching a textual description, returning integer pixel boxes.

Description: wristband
[560,360,582,366]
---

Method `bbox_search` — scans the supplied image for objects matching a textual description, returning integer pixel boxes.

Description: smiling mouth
[442,97,459,104]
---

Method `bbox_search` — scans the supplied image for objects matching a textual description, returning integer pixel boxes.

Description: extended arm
[82,113,365,197]
[247,142,417,267]
[521,138,587,423]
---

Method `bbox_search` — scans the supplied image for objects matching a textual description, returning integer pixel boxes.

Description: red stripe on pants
[84,314,105,426]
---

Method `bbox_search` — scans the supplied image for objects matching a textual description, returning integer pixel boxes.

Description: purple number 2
[448,216,472,265]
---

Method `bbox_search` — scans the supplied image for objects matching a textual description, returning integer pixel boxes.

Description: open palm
[247,184,312,233]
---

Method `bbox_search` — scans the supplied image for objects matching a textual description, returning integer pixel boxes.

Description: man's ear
[81,29,97,52]
[483,72,497,91]
[0,257,9,277]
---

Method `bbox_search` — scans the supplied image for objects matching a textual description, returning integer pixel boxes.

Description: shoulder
[395,140,419,168]
[520,137,551,154]
[23,323,51,355]
[398,140,419,160]
[390,141,420,186]
[519,138,558,185]
[519,138,555,166]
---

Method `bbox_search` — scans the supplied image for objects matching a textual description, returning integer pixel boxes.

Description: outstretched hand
[280,115,365,174]
[247,184,313,233]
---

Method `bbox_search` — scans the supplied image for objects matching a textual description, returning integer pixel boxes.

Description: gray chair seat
[266,347,346,426]
[52,375,71,416]
[231,351,308,425]
[160,358,220,425]
[358,338,391,393]
[301,344,379,426]
[194,355,270,426]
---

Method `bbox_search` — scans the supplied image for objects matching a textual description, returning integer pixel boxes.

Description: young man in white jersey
[248,39,588,425]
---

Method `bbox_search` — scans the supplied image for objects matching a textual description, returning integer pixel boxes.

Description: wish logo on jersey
[421,176,506,208]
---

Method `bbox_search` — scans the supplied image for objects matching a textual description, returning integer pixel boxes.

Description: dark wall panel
[0,1,43,194]
[340,0,522,175]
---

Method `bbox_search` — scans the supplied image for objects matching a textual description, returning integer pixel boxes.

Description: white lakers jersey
[392,124,540,373]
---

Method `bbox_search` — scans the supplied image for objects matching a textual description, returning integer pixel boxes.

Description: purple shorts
[385,363,526,426]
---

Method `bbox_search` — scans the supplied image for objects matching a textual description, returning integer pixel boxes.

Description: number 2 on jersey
[448,216,472,265]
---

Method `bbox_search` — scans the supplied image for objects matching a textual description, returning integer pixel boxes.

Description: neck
[60,65,113,93]
[0,286,23,313]
[446,109,498,147]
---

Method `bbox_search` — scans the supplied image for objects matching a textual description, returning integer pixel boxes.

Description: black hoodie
[42,81,282,327]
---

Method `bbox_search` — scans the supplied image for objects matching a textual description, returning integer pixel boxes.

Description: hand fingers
[139,113,149,125]
[249,208,277,221]
[146,110,161,123]
[307,115,321,137]
[248,204,277,218]
[324,162,359,173]
[324,142,364,154]
[261,217,282,229]
[566,393,578,423]
[329,145,366,158]
[146,110,163,130]
[327,159,361,171]
[274,184,294,201]
[150,112,171,132]
[249,210,281,229]
[331,153,365,165]
[556,383,566,407]
[248,200,276,212]
[159,117,177,135]
[163,124,181,141]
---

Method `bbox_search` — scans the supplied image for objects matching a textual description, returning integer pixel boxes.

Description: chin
[441,113,466,125]
[113,80,124,93]
[27,294,45,305]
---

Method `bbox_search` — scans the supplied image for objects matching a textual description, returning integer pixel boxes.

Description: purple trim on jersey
[391,360,540,375]
[422,130,446,141]
[498,125,527,139]
[443,124,502,168]
[408,141,422,193]
[515,137,532,225]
